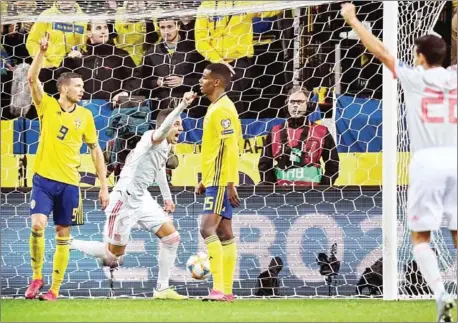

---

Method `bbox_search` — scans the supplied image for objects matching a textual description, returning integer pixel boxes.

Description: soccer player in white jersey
[341,3,456,322]
[70,91,196,300]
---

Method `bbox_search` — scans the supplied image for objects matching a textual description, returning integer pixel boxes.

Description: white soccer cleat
[436,292,455,322]
[96,255,124,269]
[153,287,188,300]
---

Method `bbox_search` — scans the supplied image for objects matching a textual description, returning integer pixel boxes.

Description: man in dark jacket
[258,86,340,186]
[127,17,205,113]
[57,21,136,102]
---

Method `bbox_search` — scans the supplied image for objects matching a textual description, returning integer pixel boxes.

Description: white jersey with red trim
[395,61,457,153]
[114,130,170,202]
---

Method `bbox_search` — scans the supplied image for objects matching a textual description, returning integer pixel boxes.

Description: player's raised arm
[27,33,49,108]
[151,91,195,143]
[340,3,395,74]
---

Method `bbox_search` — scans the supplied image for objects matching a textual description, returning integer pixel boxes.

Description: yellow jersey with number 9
[201,95,241,187]
[33,93,98,186]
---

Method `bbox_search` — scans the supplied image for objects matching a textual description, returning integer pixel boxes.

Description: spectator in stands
[1,1,34,119]
[114,0,159,66]
[0,35,15,118]
[195,1,281,114]
[180,16,196,42]
[127,17,205,112]
[172,1,196,41]
[26,0,88,96]
[57,21,136,102]
[2,1,35,66]
[0,38,14,75]
[258,86,340,186]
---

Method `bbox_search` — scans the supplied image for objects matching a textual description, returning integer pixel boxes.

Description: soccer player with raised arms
[196,63,242,301]
[70,94,195,300]
[341,3,456,322]
[25,33,109,301]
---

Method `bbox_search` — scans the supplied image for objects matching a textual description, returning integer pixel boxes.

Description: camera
[316,243,341,296]
[316,242,341,276]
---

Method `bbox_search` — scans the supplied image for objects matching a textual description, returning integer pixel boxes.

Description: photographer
[258,87,340,186]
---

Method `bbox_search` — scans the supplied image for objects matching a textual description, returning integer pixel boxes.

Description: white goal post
[382,0,398,301]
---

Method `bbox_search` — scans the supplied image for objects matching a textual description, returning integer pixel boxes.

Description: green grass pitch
[2,299,456,322]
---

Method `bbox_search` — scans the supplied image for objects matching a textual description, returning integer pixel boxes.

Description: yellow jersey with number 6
[201,95,241,187]
[33,93,97,186]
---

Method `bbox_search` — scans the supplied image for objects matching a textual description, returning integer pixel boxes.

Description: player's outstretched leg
[70,239,107,258]
[39,225,71,301]
[153,222,187,300]
[411,231,454,322]
[218,220,237,302]
[25,214,47,299]
[69,239,123,268]
[70,190,127,268]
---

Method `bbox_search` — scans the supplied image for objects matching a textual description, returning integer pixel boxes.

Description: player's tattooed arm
[88,142,106,181]
[88,142,104,175]
[88,142,99,150]
[89,141,109,209]
[88,143,99,150]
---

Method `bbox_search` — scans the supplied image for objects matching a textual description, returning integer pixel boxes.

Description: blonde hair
[286,86,311,101]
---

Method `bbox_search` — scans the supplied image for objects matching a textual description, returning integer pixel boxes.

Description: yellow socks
[50,236,70,296]
[29,228,45,280]
[222,238,237,295]
[205,235,224,292]
[29,230,71,296]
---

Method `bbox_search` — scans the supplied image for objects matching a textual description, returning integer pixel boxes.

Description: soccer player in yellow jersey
[24,33,109,301]
[196,63,241,301]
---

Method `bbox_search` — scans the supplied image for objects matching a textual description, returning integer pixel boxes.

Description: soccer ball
[186,252,211,280]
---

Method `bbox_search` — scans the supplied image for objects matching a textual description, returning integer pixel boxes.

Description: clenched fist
[340,3,357,24]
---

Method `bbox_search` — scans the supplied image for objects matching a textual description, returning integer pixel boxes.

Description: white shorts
[103,190,171,246]
[407,147,457,232]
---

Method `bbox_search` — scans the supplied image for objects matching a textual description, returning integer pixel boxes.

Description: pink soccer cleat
[39,291,58,301]
[202,289,227,302]
[25,279,44,299]
[225,294,235,302]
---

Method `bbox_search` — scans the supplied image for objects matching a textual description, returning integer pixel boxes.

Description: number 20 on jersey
[421,88,457,124]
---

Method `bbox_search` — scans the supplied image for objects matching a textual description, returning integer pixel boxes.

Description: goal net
[1,0,455,299]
